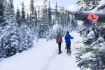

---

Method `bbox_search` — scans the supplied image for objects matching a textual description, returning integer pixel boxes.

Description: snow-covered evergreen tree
[15,1,35,52]
[0,0,35,58]
[76,0,100,11]
[26,13,30,26]
[0,0,18,57]
[21,2,26,24]
[30,0,36,26]
[0,0,5,23]
[17,25,33,52]
[70,15,78,31]
[38,2,49,38]
[75,0,105,70]
[16,8,21,26]
[30,0,34,15]
[47,1,52,27]
[29,0,37,39]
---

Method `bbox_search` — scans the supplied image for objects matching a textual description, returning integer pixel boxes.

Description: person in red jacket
[56,32,63,54]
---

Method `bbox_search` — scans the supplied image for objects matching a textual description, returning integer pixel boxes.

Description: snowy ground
[0,31,82,70]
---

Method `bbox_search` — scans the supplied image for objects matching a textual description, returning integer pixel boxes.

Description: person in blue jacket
[65,31,73,54]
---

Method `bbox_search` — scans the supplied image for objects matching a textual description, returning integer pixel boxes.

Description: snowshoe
[65,47,67,49]
[58,51,62,54]
[67,51,71,55]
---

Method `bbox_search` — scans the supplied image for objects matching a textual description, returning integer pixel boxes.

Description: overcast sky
[13,0,79,12]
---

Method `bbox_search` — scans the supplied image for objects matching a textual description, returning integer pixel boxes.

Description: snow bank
[0,39,57,70]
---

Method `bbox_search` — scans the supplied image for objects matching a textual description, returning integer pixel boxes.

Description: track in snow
[0,31,81,70]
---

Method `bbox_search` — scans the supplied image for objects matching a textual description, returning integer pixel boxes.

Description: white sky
[13,0,79,12]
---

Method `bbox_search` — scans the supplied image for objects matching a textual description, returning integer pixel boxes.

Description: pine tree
[30,0,35,23]
[59,8,72,33]
[30,0,34,15]
[16,8,21,26]
[21,2,26,24]
[55,2,59,22]
[38,1,49,38]
[34,8,37,26]
[48,1,52,27]
[67,11,70,28]
[60,7,66,27]
[0,0,18,57]
[0,0,35,58]
[26,13,30,26]
[0,0,5,23]
[76,0,105,69]
[30,0,37,26]
[29,0,38,37]
[77,0,100,11]
[71,15,78,30]
[9,0,14,9]
[4,0,16,26]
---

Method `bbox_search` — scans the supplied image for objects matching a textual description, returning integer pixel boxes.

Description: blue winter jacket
[65,34,73,43]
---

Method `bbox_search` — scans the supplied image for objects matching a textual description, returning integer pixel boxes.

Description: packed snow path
[0,31,82,70]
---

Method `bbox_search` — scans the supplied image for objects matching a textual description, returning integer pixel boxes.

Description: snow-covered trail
[0,31,82,70]
[46,32,81,70]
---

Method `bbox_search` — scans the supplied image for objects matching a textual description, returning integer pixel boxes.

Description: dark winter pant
[66,43,71,53]
[58,43,61,54]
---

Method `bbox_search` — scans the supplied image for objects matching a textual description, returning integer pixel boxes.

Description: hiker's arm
[70,35,73,39]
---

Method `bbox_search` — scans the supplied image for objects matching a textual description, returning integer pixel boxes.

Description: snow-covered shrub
[77,27,105,70]
[17,25,33,52]
[0,0,34,58]
[0,23,34,58]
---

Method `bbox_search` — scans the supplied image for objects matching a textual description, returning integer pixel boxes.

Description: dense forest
[0,0,78,58]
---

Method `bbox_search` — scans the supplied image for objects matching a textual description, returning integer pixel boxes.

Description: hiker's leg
[68,43,70,53]
[59,43,61,53]
[58,43,61,54]
[70,42,71,52]
[67,43,69,53]
[65,43,67,49]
